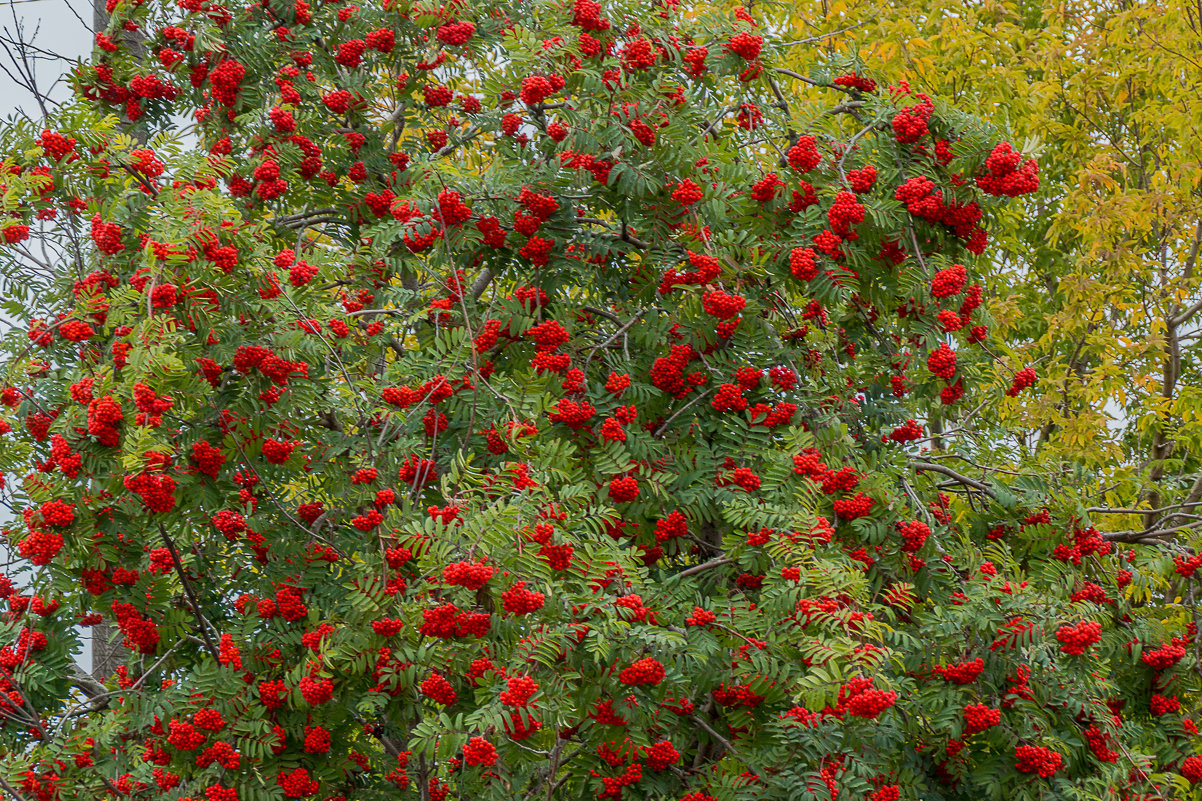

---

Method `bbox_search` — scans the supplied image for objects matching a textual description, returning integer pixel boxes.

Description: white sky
[0,0,93,123]
[1,0,93,670]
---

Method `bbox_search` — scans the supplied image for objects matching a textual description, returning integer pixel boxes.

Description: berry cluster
[926,342,957,380]
[712,682,765,708]
[725,32,763,60]
[443,561,495,590]
[787,136,821,172]
[501,582,545,615]
[976,142,1040,197]
[525,320,570,352]
[1052,526,1112,564]
[608,476,640,502]
[836,678,898,719]
[833,72,877,92]
[1141,642,1187,670]
[894,177,986,252]
[897,521,930,553]
[750,402,796,428]
[701,290,746,319]
[208,59,245,105]
[671,179,703,205]
[1,224,30,245]
[167,719,205,750]
[419,603,489,639]
[262,438,297,465]
[749,173,785,203]
[277,767,319,799]
[642,740,679,771]
[1151,693,1180,715]
[437,20,477,46]
[38,500,74,527]
[38,129,77,161]
[891,96,934,143]
[930,264,968,299]
[322,89,354,113]
[628,118,657,147]
[211,510,247,540]
[660,251,722,292]
[133,382,173,426]
[963,703,1001,734]
[784,248,819,283]
[420,673,457,705]
[193,708,225,732]
[123,471,177,513]
[827,191,866,236]
[1084,725,1118,763]
[618,657,666,686]
[298,676,333,705]
[89,215,124,254]
[888,419,923,443]
[520,74,563,105]
[1014,744,1063,778]
[936,658,984,684]
[17,530,63,566]
[462,737,497,767]
[1006,367,1036,397]
[499,675,538,707]
[58,320,94,342]
[847,164,877,192]
[832,492,874,520]
[111,601,160,654]
[299,725,331,756]
[548,398,596,429]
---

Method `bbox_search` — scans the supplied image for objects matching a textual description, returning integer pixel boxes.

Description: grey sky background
[1,0,93,121]
[1,0,93,669]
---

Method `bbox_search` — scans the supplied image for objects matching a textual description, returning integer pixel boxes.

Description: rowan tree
[0,1,1199,801]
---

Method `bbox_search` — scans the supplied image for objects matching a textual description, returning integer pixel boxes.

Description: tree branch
[1171,295,1202,327]
[0,776,30,801]
[911,461,996,496]
[70,666,108,699]
[158,524,221,662]
[1087,499,1202,515]
[469,267,494,300]
[671,557,732,580]
[653,388,717,439]
[1103,518,1202,543]
[689,713,737,755]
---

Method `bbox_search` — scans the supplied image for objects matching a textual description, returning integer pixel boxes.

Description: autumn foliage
[0,0,1199,800]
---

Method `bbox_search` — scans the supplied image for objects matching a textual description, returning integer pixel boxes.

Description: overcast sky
[1,0,94,123]
[2,0,93,669]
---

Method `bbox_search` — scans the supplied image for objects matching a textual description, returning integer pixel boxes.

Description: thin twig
[671,557,732,580]
[1087,501,1202,515]
[689,713,738,755]
[158,524,221,662]
[911,461,995,496]
[653,388,717,439]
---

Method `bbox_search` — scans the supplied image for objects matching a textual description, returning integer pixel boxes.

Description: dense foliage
[760,0,1202,533]
[0,1,1199,800]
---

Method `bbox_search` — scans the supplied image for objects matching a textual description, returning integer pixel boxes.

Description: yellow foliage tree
[750,0,1202,545]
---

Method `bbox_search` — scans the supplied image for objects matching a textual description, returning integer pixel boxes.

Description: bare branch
[158,524,222,662]
[911,461,996,496]
[1087,499,1202,515]
[671,557,732,580]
